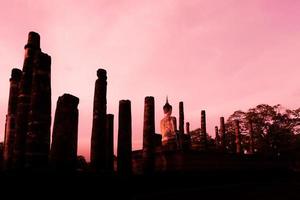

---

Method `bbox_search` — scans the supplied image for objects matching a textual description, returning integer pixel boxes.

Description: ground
[1,169,300,199]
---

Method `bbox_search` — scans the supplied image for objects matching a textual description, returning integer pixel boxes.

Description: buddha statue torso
[160,115,177,142]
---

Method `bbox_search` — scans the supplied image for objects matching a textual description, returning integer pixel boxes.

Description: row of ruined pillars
[2,32,156,174]
[3,32,52,170]
[3,32,255,175]
[214,117,255,155]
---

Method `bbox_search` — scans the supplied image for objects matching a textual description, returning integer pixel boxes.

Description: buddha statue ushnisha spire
[163,96,172,114]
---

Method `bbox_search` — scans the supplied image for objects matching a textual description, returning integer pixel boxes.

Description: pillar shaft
[179,102,184,134]
[117,100,132,175]
[234,120,241,154]
[90,69,107,172]
[249,120,254,154]
[186,122,190,135]
[3,69,22,169]
[26,52,51,168]
[173,117,177,132]
[13,32,41,169]
[215,126,220,148]
[142,96,155,173]
[105,114,114,173]
[178,102,184,149]
[220,117,226,151]
[200,110,207,150]
[50,94,79,170]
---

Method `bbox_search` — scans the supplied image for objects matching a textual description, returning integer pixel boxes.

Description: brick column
[117,100,132,175]
[13,32,41,169]
[90,69,107,172]
[50,94,79,170]
[142,96,155,173]
[3,68,22,170]
[26,52,51,168]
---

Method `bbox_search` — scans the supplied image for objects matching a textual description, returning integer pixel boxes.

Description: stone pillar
[13,32,41,169]
[105,114,114,173]
[117,100,132,175]
[184,122,191,150]
[178,101,184,149]
[234,120,241,154]
[26,52,51,169]
[142,96,155,173]
[50,94,79,170]
[220,117,226,151]
[90,69,107,172]
[179,102,184,134]
[200,110,207,150]
[248,120,254,154]
[215,126,220,148]
[3,68,22,170]
[186,122,190,135]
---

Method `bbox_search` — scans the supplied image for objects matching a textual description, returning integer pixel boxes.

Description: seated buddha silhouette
[160,97,178,150]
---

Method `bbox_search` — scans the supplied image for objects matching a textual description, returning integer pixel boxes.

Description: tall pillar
[178,101,184,149]
[200,110,207,150]
[248,120,254,154]
[105,114,114,173]
[26,52,51,168]
[117,100,132,175]
[234,120,241,154]
[3,68,22,170]
[179,102,184,134]
[13,32,41,169]
[90,68,107,172]
[50,94,79,170]
[220,117,226,151]
[215,126,220,148]
[142,96,155,173]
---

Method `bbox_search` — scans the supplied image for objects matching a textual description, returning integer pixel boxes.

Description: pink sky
[0,0,300,160]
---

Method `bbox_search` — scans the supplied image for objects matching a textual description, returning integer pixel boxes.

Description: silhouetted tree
[225,110,246,153]
[225,104,300,157]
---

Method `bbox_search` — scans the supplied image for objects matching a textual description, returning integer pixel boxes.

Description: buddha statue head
[163,96,172,116]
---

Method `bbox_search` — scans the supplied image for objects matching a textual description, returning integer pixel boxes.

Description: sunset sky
[0,0,299,160]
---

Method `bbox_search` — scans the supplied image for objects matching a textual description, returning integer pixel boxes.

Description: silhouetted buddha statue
[160,97,177,150]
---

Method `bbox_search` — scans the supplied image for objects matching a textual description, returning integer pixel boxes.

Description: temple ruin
[1,32,289,177]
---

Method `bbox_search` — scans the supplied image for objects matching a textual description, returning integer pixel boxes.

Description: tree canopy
[224,104,300,157]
